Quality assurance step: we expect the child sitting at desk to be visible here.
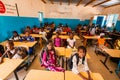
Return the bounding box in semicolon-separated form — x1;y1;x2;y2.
0;40;27;63
71;46;92;80
39;28;48;42
67;32;76;49
9;31;21;41
22;31;34;41
54;32;62;47
41;40;64;72
98;33;107;49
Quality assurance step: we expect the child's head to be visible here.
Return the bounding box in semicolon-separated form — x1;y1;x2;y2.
6;40;14;50
25;31;30;36
56;32;60;37
13;31;19;37
26;26;30;29
47;40;54;50
69;32;74;39
77;46;86;58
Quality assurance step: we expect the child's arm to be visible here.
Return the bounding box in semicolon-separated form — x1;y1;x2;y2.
72;39;76;48
67;39;72;48
87;71;92;80
84;58;92;80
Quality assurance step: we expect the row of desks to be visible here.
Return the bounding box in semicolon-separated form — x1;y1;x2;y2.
24;69;104;80
55;47;90;59
83;35;111;46
20;34;80;40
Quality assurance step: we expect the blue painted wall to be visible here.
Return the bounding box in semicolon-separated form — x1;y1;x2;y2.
0;16;40;42
116;20;120;32
44;18;90;30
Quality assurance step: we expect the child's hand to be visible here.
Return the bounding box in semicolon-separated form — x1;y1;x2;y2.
82;77;88;80
88;76;93;80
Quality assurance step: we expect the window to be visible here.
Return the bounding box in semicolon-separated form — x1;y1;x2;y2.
38;12;43;23
106;14;119;27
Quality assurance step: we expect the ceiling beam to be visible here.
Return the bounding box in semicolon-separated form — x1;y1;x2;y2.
76;0;83;6
41;0;47;4
68;0;71;5
84;0;96;7
49;0;54;4
93;0;111;7
60;0;62;5
105;3;120;8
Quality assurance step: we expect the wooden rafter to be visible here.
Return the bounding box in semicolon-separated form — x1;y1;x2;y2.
105;3;120;8
84;0;96;7
60;0;62;5
68;0;71;5
41;0;47;4
49;0;54;4
93;0;111;7
76;0;83;6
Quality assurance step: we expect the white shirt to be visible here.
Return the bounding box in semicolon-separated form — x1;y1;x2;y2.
90;28;96;35
72;56;89;74
9;48;22;59
9;36;21;41
39;31;47;37
67;38;76;48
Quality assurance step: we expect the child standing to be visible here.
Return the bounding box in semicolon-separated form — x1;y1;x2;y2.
67;32;76;49
71;46;92;80
41;40;64;72
54;32;62;47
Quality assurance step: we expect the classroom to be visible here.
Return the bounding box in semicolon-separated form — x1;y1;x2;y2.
0;0;120;80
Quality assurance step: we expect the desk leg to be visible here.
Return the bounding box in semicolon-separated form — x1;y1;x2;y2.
100;55;113;73
66;57;68;70
83;38;87;47
14;71;19;80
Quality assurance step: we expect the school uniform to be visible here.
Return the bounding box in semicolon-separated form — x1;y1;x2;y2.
72;56;89;74
67;38;76;48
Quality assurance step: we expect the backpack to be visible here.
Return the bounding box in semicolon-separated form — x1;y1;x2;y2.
68;53;85;69
17;47;28;59
0;45;4;57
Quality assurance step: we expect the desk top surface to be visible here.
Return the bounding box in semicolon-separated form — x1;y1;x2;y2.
52;35;79;39
103;49;120;58
65;71;104;80
24;69;64;80
0;41;37;48
0;58;24;80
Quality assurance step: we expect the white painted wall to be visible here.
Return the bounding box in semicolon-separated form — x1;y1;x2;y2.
102;5;120;20
0;0;45;17
44;3;103;19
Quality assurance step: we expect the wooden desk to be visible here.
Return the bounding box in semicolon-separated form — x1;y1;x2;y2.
65;71;104;80
65;48;90;59
83;36;111;46
24;69;64;80
52;35;79;39
100;49;120;73
20;34;42;38
0;58;24;80
0;41;37;48
53;32;67;35
55;47;66;56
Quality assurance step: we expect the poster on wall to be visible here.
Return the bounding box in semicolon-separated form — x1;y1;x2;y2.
0;0;17;16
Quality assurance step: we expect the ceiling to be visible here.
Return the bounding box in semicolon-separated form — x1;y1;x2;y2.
41;0;120;8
